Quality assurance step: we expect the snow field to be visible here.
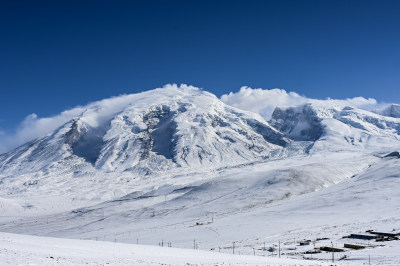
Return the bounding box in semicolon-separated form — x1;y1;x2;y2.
0;232;329;265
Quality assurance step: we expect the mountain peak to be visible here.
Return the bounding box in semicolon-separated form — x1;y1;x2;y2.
0;86;290;177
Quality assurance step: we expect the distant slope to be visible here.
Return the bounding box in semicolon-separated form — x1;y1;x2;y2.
375;104;400;118
269;103;400;153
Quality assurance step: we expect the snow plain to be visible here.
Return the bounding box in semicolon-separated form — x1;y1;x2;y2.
0;232;330;265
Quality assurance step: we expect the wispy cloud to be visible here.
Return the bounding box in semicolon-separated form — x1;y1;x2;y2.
0;93;142;154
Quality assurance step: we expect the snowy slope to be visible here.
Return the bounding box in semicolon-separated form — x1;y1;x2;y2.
2;149;399;265
0;152;375;236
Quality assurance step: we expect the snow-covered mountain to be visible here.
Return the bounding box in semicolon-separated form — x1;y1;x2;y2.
1;85;400;208
3;86;399;178
0;85;289;178
1;85;400;265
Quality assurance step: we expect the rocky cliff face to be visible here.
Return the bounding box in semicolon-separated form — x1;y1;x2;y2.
269;104;323;141
380;104;400;118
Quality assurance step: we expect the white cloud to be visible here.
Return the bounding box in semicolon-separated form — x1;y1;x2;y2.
0;108;85;154
221;87;309;119
221;86;378;119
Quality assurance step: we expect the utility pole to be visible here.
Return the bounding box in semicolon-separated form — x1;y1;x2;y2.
194;239;196;250
331;241;334;263
279;241;281;258
232;242;235;254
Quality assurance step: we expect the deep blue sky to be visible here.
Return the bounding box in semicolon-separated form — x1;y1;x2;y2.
1;0;400;131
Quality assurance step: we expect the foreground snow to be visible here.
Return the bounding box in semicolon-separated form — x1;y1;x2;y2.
0;232;329;265
2;153;400;265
